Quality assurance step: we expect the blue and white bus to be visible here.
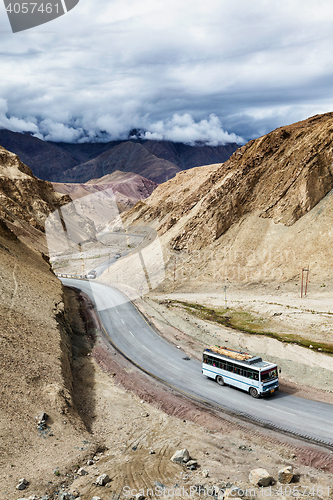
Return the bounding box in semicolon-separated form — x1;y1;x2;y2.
202;346;279;398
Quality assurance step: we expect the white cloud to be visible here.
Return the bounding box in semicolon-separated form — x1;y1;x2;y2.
0;99;38;134
1;0;333;142
142;114;244;145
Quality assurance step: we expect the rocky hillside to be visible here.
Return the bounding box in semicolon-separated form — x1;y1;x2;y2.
0;146;97;253
0;129;80;180
53;141;185;184
0;146;95;497
123;113;333;287
52;170;158;213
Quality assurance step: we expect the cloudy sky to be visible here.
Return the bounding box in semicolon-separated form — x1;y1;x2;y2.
0;0;333;144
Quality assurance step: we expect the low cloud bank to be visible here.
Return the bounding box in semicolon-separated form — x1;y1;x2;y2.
0;103;244;145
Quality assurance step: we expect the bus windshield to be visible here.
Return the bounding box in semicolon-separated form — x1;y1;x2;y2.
260;367;278;382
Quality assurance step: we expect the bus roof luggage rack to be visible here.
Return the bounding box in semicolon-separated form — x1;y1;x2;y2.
207;345;262;364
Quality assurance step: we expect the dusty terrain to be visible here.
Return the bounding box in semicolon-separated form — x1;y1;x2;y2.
0;220;95;500
33;287;333;500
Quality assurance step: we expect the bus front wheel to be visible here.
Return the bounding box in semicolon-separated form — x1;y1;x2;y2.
249;387;259;398
216;376;225;386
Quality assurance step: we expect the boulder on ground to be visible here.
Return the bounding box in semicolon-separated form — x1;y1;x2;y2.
249;468;274;487
95;474;110;486
77;468;88;476
171;449;190;463
16;479;28;491
278;466;293;484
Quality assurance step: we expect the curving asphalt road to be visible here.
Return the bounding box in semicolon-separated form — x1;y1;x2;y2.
61;278;333;448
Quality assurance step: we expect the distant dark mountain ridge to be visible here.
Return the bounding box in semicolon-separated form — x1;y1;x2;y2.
0;129;240;183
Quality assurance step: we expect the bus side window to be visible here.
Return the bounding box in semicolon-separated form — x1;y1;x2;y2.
254;373;259;381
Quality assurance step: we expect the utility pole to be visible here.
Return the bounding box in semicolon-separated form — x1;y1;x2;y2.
224;285;228;309
174;256;176;282
301;267;310;298
304;266;309;296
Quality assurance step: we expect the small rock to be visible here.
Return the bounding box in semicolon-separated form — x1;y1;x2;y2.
149;449;155;455
36;412;48;423
154;481;166;490
16;479;28;491
87;460;94;466
278;466;293;484
171;449;190;463
309;345;313;348
239;445;252;451
202;470;209;478
95;474;110;486
141;412;149;417
59;493;75;500
135;494;145;500
77;468;88;476
41;496;50;500
91;497;101;500
249;468;274;487
28;496;38;500
186;460;197;470
216;488;225;500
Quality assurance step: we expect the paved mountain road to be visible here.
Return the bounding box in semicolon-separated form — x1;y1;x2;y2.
61;278;333;447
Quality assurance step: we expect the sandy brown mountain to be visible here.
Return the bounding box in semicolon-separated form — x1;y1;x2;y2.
0;146;97;253
123;112;333;286
56;141;181;184
52;170;157;213
0;146;95;497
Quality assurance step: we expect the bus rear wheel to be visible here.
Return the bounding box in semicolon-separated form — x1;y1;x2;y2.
249;387;259;398
216;376;225;386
